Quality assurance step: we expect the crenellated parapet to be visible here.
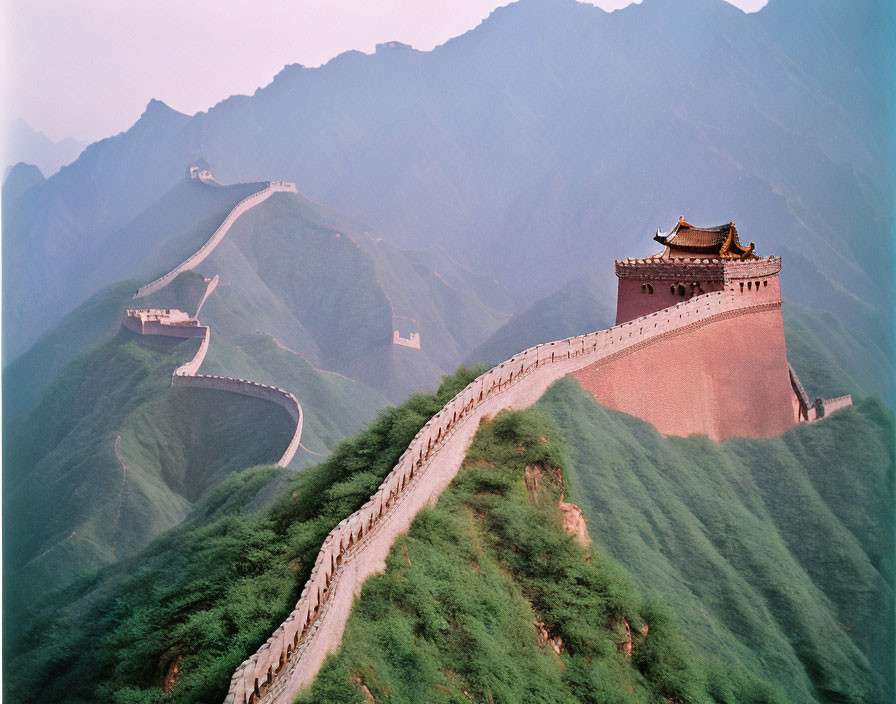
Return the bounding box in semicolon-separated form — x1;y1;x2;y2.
812;394;853;420
614;255;781;282
223;280;851;704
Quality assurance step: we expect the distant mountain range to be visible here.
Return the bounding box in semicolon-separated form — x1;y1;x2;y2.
3;119;87;176
4;0;892;370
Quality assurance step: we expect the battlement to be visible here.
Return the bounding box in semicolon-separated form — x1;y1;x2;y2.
614;255;782;281
614;229;782;325
392;330;421;349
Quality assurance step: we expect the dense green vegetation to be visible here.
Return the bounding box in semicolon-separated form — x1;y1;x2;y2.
303;410;786;704
6;367;485;704
537;377;894;704
3;329;296;616
8;364;892;704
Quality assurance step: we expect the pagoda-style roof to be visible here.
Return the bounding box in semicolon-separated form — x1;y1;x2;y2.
654;217;754;259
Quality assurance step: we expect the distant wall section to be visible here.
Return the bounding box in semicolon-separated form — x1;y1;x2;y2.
123;290;302;468
133;180;296;299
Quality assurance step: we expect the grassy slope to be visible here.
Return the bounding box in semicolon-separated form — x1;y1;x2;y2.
302;410;786;704
3;262;392;608
10;363;892;704
6;368;484;704
782;302;894;405
3;272;208;421
2;329;297;615
200;192;508;400
198;331;388;464
537;377;894;704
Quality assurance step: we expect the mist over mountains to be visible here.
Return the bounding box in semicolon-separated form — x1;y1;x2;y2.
3;2;894;700
4;0;893;367
3;119;87;177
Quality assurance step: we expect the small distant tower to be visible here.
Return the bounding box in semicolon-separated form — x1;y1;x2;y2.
614;217;780;324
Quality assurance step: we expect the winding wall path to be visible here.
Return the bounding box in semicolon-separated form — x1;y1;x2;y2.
123;279;303;468
133;180;296;299
223;285;850;704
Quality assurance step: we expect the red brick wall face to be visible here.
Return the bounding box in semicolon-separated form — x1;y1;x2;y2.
615;277;726;324
573;304;796;442
615;259;782;324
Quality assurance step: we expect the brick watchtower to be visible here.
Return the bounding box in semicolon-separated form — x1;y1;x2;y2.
569;217;807;441
615;217;781;324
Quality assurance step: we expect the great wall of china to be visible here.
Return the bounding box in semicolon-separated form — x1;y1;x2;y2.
118;177;851;701
125;175;304;467
133;177;296;299
124;277;304;468
222;279;851;704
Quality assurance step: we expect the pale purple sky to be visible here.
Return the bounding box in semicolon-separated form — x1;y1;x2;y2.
2;0;766;144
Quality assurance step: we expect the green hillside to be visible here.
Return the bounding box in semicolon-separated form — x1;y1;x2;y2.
3;172;263;360
198;191;510;400
302;410;786;704
12;364;892;704
5;367;483;704
3;267;391;615
3;329;296;616
537;378;894;704
3;272;208;421
782;302;894;406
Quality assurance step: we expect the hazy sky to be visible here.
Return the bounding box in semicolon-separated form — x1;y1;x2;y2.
2;0;766;143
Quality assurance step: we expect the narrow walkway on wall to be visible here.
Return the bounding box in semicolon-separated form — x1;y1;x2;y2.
124;278;304;469
133;175;297;300
223;285;853;704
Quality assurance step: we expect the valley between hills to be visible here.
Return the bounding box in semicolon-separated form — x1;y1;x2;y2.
3;0;893;703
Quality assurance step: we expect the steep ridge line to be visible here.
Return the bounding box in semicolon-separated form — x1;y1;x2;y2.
123;278;303;468
223;285;851;704
133;179;297;299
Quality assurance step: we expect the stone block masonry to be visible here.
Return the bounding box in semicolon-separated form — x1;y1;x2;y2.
223;281;851;704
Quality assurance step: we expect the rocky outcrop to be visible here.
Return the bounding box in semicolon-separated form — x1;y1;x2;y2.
557;501;590;547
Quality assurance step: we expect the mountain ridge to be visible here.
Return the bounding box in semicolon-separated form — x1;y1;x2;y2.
5;0;892;367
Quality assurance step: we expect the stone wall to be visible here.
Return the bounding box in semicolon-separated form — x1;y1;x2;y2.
224;281;842;704
133;181;296;299
814;394;854;420
171;373;303;467
572;303;795;441
123;290;302;468
614;256;782;324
